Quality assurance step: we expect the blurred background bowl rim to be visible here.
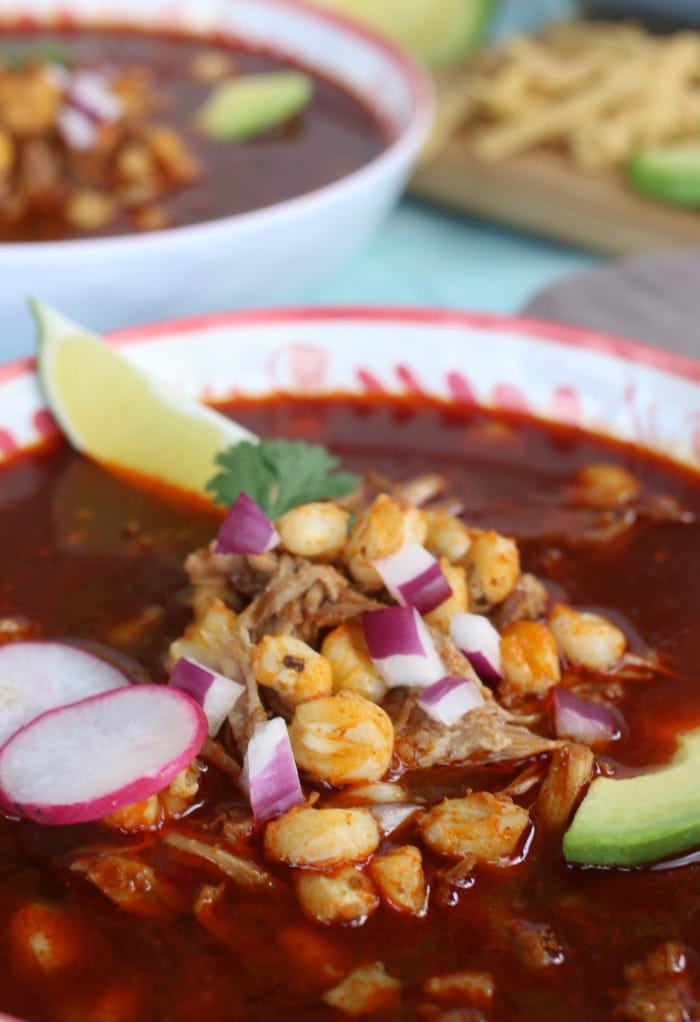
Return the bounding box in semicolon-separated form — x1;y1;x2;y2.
0;0;434;260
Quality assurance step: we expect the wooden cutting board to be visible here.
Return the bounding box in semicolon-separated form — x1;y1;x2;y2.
410;143;700;257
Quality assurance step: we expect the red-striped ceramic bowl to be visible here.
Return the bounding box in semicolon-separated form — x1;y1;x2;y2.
2;306;699;468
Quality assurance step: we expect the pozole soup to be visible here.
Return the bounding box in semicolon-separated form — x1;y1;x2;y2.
0;393;699;1021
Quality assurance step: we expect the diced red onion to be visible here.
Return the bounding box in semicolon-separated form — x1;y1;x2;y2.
215;491;280;555
243;717;303;825
552;687;620;745
57;107;99;150
374;542;452;615
417;675;485;726
68;70;123;122
361;606;444;689
169;657;244;737
450;612;502;685
57;70;124;151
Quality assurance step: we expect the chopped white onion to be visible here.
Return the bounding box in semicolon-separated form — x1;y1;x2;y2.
169;657;244;737
450;612;502;686
361;606;444;689
243;717;303;825
215;491;280;555
374;542;452;614
552;687;620;746
417;675;485;726
369;802;422;836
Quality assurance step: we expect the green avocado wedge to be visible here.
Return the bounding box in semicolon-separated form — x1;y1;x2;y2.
564;727;700;867
627;141;700;208
196;72;313;142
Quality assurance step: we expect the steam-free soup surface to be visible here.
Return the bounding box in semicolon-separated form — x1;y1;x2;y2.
0;396;699;1021
0;27;386;241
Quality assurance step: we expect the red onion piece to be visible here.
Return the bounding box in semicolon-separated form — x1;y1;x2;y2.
244;717;303;825
361;606;444;689
374;542;452;614
0;686;207;825
57;106;99;150
417;675;485;726
552;687;620;745
215;491;280;555
57;70;124;151
169;657;244;737
69;71;123;122
450;612;502;685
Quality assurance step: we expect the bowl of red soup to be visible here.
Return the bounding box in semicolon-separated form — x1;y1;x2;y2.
0;1;431;351
0;307;700;1021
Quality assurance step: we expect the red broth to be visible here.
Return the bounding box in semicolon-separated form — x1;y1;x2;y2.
0;27;386;241
0;395;699;1021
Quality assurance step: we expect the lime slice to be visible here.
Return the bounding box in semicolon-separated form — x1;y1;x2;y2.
308;0;493;69
33;301;256;499
197;72;313;141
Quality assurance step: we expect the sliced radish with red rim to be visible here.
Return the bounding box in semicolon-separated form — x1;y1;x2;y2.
0;641;130;748
0;685;207;825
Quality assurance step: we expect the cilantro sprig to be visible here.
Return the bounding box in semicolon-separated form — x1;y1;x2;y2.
206;439;361;517
1;43;69;69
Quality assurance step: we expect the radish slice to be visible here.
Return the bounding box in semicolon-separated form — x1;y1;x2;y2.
243;717;303;825
0;641;129;749
450;612;503;686
169;657;244;737
552;687;620;746
417;675;485;726
361;606;444;689
374;542;452;615
215;491;280;555
0;685;207;825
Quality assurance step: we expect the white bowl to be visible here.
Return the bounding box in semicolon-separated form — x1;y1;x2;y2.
0;0;432;358
3;307;700;469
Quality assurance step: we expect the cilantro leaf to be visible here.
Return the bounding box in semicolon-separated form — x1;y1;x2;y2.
206;439;361;517
1;43;69;69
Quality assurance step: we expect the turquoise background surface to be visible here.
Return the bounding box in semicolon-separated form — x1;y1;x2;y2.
301;0;599;313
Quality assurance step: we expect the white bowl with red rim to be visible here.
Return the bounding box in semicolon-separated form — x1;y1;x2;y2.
2;307;699;470
0;0;433;354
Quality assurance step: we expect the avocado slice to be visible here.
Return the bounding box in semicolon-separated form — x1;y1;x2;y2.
563;727;700;867
196;72;313;142
627;141;700;208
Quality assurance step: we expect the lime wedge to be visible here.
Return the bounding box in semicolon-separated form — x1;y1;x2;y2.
197;72;313;141
627;141;700;208
33;301;255;499
308;0;493;69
